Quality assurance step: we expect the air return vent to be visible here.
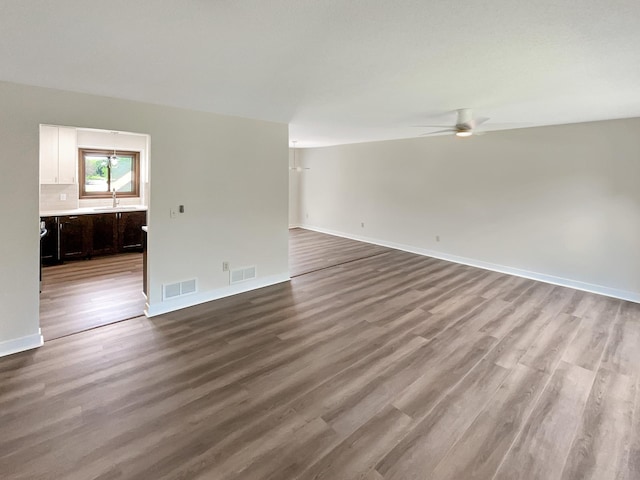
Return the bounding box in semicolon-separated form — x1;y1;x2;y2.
163;278;198;300
181;279;196;295
230;266;257;284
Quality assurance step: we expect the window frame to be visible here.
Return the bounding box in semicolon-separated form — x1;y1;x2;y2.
78;148;140;199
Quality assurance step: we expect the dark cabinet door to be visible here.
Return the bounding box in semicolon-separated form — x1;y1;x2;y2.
118;211;147;252
40;216;59;265
59;215;90;260
91;213;118;256
142;228;147;296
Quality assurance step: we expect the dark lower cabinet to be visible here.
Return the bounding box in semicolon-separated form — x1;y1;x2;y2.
118;212;146;252
91;213;118;256
42;211;147;264
142;228;147;297
59;215;90;260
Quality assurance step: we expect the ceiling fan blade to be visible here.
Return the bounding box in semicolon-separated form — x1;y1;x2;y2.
484;122;533;129
470;117;490;129
419;129;456;136
473;129;487;136
412;124;455;128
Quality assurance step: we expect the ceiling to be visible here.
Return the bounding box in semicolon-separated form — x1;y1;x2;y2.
1;1;639;147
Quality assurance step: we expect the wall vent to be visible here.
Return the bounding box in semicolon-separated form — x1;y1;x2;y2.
230;266;257;284
163;278;198;300
181;279;197;295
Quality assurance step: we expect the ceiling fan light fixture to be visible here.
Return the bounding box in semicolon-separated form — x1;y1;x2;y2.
289;140;308;172
455;131;473;137
417;109;489;138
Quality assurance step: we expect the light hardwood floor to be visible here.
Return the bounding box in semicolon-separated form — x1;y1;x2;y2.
39;254;145;340
2;228;638;479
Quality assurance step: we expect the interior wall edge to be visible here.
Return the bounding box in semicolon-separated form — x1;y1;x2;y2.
298;224;640;304
0;80;289;351
0;330;43;358
144;272;291;317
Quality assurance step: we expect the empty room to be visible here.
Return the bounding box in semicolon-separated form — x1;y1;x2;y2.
1;2;639;479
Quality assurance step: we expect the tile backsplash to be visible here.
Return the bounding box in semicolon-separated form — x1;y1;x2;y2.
78;195;144;208
40;183;147;212
40;184;79;211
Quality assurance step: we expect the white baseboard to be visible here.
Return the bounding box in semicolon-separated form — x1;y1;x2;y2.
299;224;640;304
0;330;44;358
145;272;290;317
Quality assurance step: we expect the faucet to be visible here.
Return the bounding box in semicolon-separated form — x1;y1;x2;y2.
112;188;119;208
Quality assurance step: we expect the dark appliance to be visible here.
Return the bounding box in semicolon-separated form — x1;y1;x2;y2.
39;220;47;292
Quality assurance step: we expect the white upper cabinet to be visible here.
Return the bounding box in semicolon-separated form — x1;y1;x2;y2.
57;127;77;184
39;125;59;184
39;125;77;184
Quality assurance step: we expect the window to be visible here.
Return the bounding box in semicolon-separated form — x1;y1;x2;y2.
79;149;140;198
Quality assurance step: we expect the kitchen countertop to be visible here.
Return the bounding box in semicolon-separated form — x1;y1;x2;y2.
40;205;148;217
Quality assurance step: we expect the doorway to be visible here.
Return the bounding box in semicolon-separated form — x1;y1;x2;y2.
38;126;150;340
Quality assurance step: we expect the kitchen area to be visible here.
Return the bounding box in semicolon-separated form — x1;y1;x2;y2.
39;125;150;340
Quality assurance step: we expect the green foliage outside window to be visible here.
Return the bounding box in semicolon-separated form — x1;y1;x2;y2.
80;149;140;198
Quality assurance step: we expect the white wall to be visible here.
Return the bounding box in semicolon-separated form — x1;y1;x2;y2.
297;118;640;301
288;148;301;227
0;81;289;356
77;128;148;154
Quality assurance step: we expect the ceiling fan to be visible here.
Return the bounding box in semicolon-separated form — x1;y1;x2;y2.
416;108;488;137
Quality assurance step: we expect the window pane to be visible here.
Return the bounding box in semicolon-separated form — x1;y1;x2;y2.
84;155;109;192
111;155;133;193
79;149;139;198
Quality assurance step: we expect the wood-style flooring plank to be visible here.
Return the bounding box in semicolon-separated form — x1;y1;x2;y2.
562;296;619;371
295;406;412;480
600;301;640;376
377;359;510;480
518;313;581;373
391;333;497;420
288;228;391;277
492;361;595;480
430;363;550;480
0;228;638;480
628;378;640;480
560;368;636;480
40;253;145;340
486;307;555;369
